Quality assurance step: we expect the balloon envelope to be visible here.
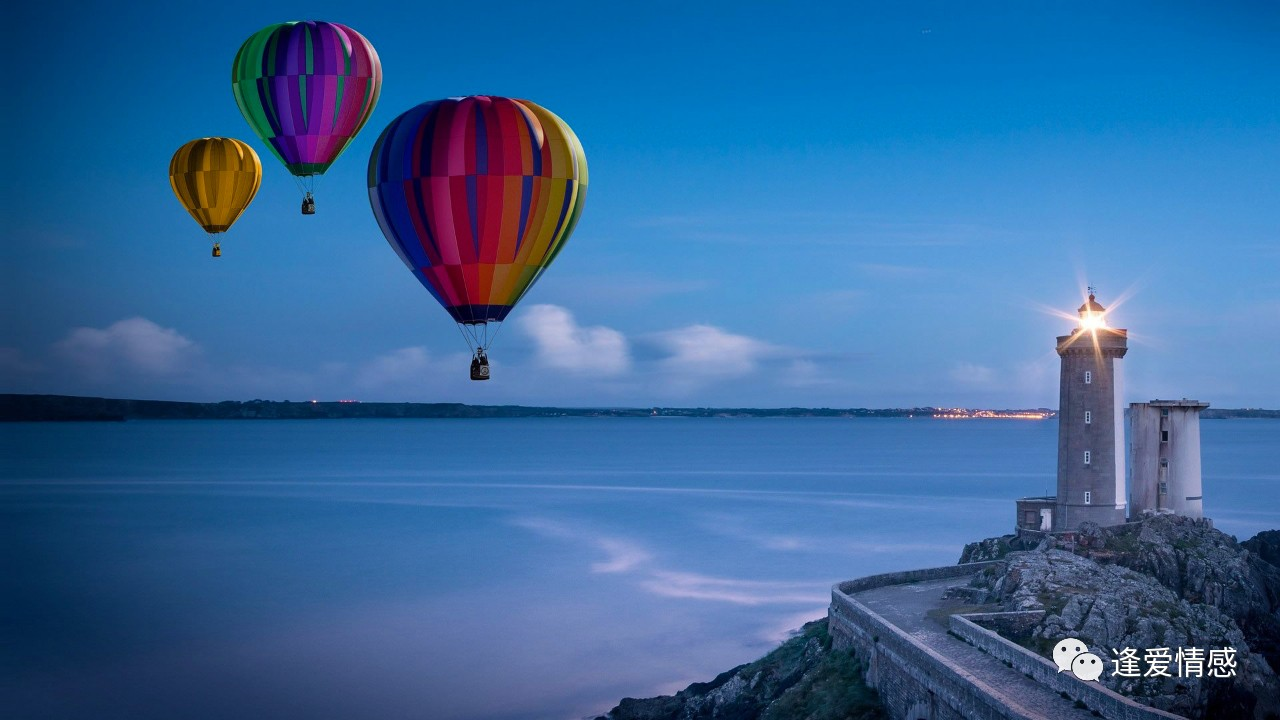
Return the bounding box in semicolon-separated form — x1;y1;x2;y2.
169;137;262;234
367;96;588;326
231;21;381;178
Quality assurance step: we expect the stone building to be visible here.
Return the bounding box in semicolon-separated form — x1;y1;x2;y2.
1015;293;1210;534
1052;293;1128;529
1017;292;1128;532
1129;399;1208;518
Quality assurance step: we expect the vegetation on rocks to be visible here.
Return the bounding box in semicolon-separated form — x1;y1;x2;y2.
595;620;885;720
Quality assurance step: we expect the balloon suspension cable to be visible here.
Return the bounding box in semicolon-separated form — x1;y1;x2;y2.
455;323;477;355
292;174;320;202
483;320;505;351
452;250;483;354
455;320;504;356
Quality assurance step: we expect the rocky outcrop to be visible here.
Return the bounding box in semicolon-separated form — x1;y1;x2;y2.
1245;531;1280;573
963;519;1280;719
595;619;884;720
1104;517;1280;685
959;533;1041;563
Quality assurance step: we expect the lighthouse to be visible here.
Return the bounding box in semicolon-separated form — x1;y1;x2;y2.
1053;290;1128;530
1014;290;1212;535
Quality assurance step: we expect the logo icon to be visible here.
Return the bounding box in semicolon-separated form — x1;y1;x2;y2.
1053;637;1089;673
1071;652;1105;681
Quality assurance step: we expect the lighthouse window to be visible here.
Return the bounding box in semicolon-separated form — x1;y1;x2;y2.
1161;408;1169;417
1084;371;1092;384
1084;411;1092;424
1084;491;1092;505
1083;451;1091;465
1160;458;1169;468
1161;430;1169;443
1159;482;1168;495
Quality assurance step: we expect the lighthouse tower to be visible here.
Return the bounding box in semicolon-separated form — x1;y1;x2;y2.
1054;291;1128;530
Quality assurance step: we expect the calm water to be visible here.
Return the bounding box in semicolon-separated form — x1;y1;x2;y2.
2;418;1276;720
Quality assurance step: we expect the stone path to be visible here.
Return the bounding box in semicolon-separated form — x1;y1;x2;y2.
853;576;1102;720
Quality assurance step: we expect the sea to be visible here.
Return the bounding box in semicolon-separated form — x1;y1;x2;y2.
2;418;1277;720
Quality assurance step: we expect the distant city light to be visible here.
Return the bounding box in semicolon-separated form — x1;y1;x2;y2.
932;409;1055;420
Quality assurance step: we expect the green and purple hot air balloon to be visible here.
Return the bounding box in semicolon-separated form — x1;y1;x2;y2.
231;21;381;214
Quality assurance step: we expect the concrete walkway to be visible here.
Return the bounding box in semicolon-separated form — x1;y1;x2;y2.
852;576;1101;720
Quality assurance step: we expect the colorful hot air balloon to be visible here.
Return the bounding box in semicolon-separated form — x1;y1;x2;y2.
231;21;381;214
169;137;262;257
368;96;589;380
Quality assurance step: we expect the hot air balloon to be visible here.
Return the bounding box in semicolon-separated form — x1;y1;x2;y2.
367;96;589;380
169;137;262;257
231;21;381;215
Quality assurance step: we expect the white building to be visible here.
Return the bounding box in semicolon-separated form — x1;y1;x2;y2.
1129;400;1208;519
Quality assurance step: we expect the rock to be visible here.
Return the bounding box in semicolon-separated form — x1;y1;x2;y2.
1244;531;1280;569
1103;516;1280;682
959;534;1039;563
964;518;1280;719
595;619;885;720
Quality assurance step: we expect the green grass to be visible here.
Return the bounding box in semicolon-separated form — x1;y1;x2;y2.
762;628;886;720
616;619;889;720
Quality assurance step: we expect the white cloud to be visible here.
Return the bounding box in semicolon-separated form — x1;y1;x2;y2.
519;304;630;375
53;317;199;378
653;324;781;380
780;359;840;389
1015;358;1054;397
949;362;997;387
355;347;433;390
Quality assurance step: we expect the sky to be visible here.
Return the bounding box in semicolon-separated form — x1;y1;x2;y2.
4;1;1278;408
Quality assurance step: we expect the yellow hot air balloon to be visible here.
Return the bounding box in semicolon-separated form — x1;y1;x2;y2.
169;137;262;257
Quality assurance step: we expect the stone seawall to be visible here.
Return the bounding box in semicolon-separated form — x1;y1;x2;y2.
830;561;1036;720
834;562;1003;596
830;562;1192;720
949;614;1185;720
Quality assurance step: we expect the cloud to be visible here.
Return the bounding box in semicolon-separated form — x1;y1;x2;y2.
652;324;781;380
779;359;847;389
355;347;433;390
520;304;631;375
949;362;997;387
1015;358;1053;395
53;317;199;378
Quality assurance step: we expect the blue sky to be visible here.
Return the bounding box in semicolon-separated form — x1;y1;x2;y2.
4;1;1278;407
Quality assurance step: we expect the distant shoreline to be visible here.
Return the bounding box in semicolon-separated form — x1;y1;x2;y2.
3;394;1276;422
